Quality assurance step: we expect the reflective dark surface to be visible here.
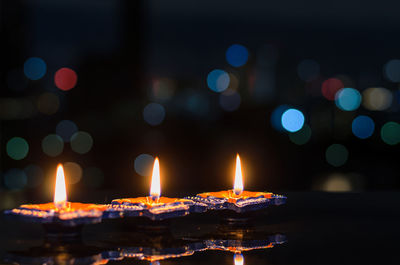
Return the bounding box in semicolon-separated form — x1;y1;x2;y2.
1;192;399;264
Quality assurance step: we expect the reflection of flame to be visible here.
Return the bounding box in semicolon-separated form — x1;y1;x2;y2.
234;154;243;195
150;157;161;200
54;164;67;208
234;253;244;265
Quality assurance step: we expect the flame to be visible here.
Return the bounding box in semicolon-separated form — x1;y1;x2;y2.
233;154;244;195
150;157;161;200
54;164;67;208
234;253;244;265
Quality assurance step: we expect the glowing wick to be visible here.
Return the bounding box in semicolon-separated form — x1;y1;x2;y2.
54;164;67;209
150;157;161;201
234;253;244;265
234;154;244;196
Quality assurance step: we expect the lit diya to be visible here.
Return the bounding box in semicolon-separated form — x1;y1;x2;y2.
186;154;286;213
106;157;205;221
5;164;106;228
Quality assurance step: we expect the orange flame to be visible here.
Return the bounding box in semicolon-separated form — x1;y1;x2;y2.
54;164;67;208
234;253;244;265
150;157;161;200
234;154;244;195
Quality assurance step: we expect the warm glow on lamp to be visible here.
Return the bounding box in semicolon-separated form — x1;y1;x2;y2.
234;253;244;265
234;154;244;195
54;164;67;208
150;157;161;201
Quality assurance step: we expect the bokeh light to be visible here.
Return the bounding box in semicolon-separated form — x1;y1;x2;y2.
297;59;320;82
226;44;249;67
151;78;176;101
37;92;60;115
42;134;64;157
70;131;94;154
384;59;400;82
82;167;104;188
362;87;393;111
64;162;83;185
335;88;361;111
321;174;352;192
281;108;305;132
56;120;78;142
134;154;154;176
325;144;349;167
185;93;210;117
270;105;290;131
143;103;166;126
4;168;27;190
207;69;230;92
23;57;46;80
219;90;241;111
321;78;344;100
227;73;239;91
54;67;78;91
24;164;44;188
351;115;375;139
6;137;29;160
381;121;400;145
289;124;312;145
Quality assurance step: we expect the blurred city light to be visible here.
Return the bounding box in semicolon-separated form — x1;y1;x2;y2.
325;144;348;167
23;57;46;80
297;59;320;82
42;134;64;157
289;124;312;145
321;78;344;101
362;87;393;111
185;93;210;117
321;174;352;192
227;73;239;91
219;89;241;111
64;162;83;184
351;115;375;139
54;67;78;91
381;121;400;145
24;164;44;188
151;78;176;101
37;92;60;115
335;88;361;111
143;103;166;126
6;137;29;160
226;44;249;67
134;153;154;176
281;108;305;132
207;69;230;92
270;105;290;131
3;168;27;190
384;59;400;82
56;120;78;142
70;131;94;154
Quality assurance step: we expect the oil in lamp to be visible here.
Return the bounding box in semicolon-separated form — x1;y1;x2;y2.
187;154;286;213
107;157;205;221
5;164;107;231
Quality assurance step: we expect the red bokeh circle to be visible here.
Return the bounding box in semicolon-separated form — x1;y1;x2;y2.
54;68;77;91
321;78;344;100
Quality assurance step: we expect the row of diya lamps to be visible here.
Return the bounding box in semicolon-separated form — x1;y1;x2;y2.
5;154;286;228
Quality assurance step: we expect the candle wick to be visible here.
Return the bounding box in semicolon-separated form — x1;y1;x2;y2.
150;195;159;202
234;190;242;196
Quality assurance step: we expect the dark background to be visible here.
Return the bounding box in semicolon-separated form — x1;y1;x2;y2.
1;0;400;208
